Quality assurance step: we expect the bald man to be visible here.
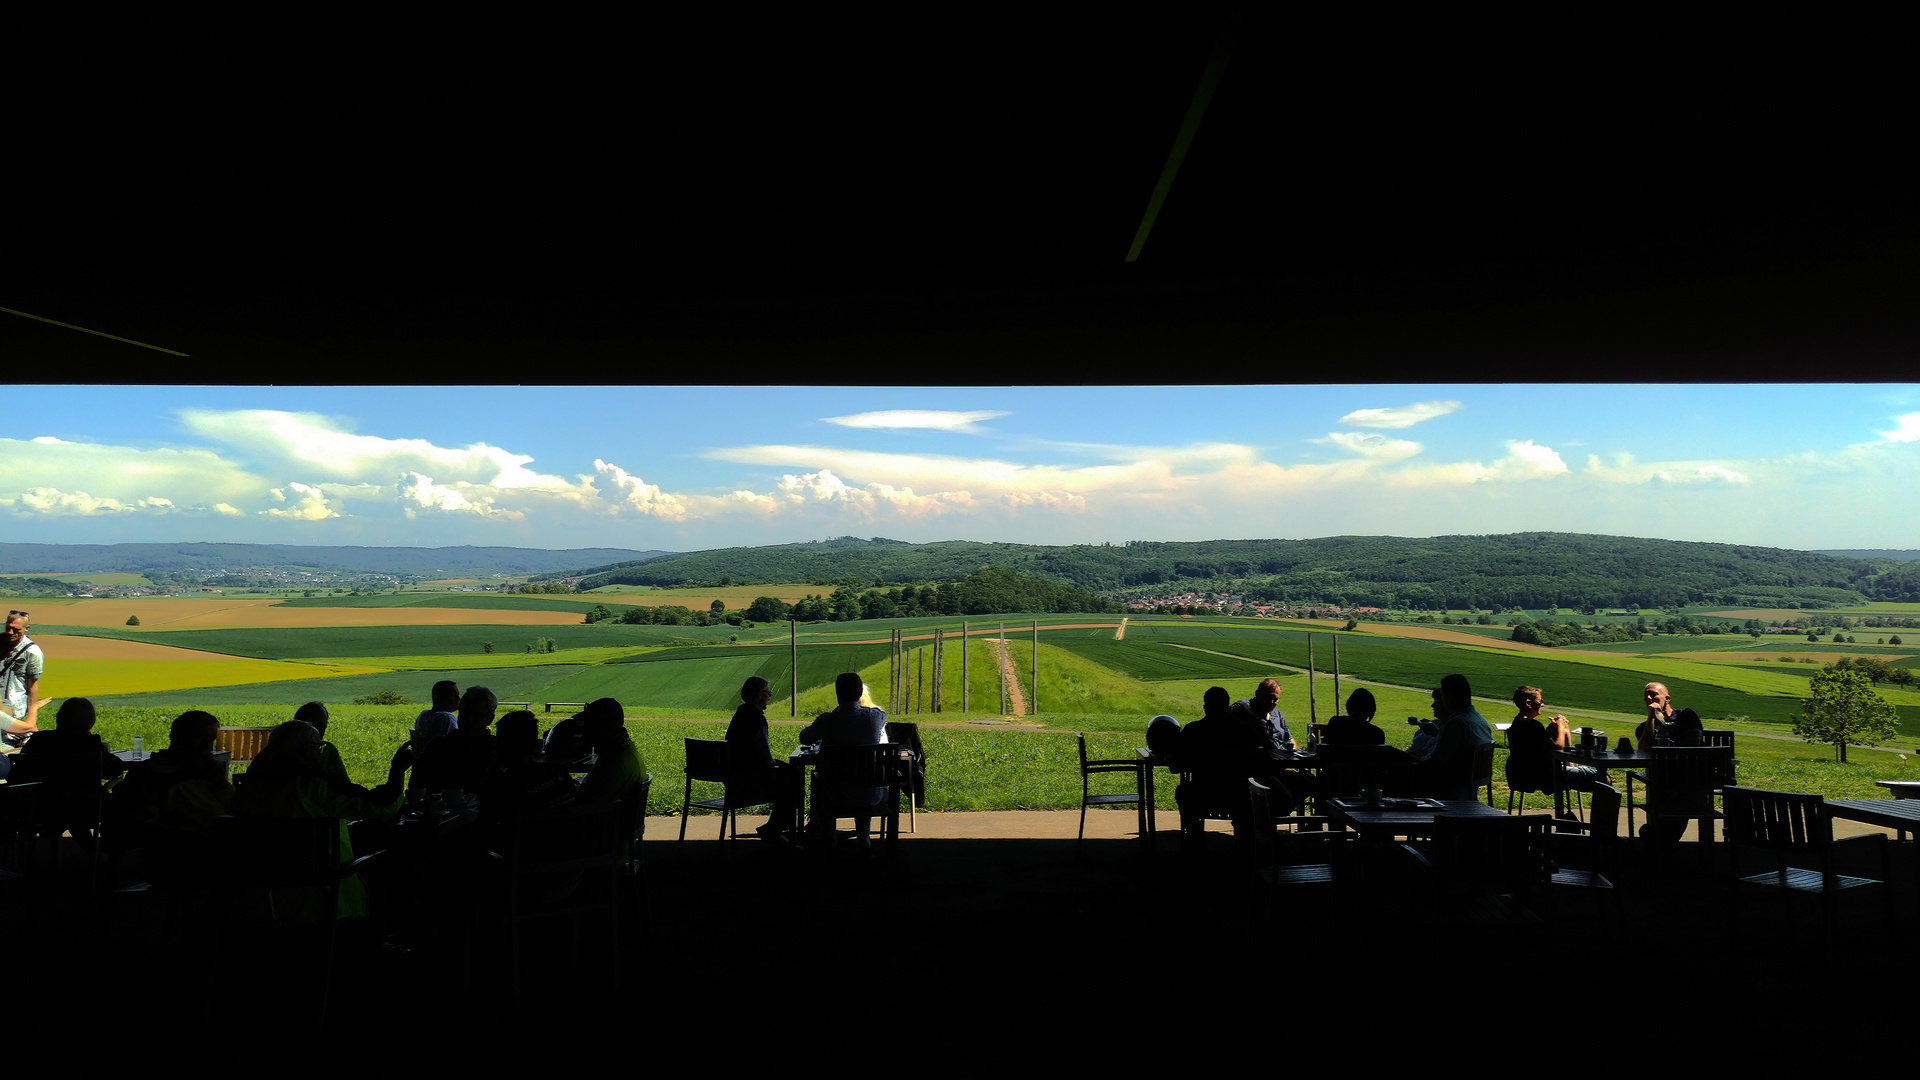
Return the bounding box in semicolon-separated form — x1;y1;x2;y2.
1635;682;1703;749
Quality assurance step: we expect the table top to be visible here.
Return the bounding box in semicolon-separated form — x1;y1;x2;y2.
1329;798;1508;831
1825;799;1920;827
1875;781;1920;798
1134;746;1327;771
1552;747;1654;769
113;748;232;764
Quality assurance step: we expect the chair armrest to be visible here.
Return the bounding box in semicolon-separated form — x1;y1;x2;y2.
1833;833;1890;851
344;846;389;877
1086;759;1141;769
1398;843;1433;872
1625;771;1648;784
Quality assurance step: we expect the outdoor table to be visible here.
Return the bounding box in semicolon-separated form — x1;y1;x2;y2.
1134;746;1326;849
1875;781;1920;800
1553;746;1654;819
1326;797;1507;841
533;752;597;774
114;748;232;781
1825;799;1920;915
789;744;913;841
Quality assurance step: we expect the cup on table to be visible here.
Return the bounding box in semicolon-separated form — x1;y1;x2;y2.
1361;787;1383;809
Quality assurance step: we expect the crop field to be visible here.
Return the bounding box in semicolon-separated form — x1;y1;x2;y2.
586;584;822;609
32;598;582;629
276;593;623;613
83;665;580;709
52;657;384;698
1;571;152;586
305;647;668;670
537;654;774;710
39;621;758;659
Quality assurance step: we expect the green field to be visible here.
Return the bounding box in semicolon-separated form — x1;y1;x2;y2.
36;621;785;658
275;593;637;614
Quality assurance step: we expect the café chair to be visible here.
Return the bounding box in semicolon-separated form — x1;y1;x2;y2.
1247;778;1341;901
0;781;40;874
885;721;927;833
618;775;653;915
489;800;624;1006
9;750;116;889
1722;786;1894;942
1076;732;1144;859
1543;783;1623;924
677;738;772;855
1700;729;1738;794
1469;743;1496;807
1401;814;1553;925
808;744;905;858
1626;746;1734;863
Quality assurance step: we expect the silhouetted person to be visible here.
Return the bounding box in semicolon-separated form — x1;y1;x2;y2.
481;710;578;843
726;676;800;841
233;720;413;921
1635;682;1703;749
412;680;461;757
411;685;497;794
1505;685;1602;803
1396;674;1492;799
1175;686;1270;856
573;698;646;859
13;697;125;849
1323;688;1387;745
108;709;233;881
541;707;593;760
292;701;350;785
1231;677;1304;811
799;672;888;848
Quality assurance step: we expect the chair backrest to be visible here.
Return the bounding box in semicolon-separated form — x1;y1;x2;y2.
1648;746;1734;812
885;721;921;751
507;800;623;875
1722;786;1831;854
683;738;730;784
817;744;900;788
0;782;40;870
617;774;653;851
1076;732;1089;772
1248;777;1275;839
1429;813;1550;879
1468;742;1495;799
1700;729;1736;750
10;751;109;792
216;727;274;763
1587;783;1622;847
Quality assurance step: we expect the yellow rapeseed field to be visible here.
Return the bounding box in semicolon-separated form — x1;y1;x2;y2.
30;597;579;629
46;658;387;698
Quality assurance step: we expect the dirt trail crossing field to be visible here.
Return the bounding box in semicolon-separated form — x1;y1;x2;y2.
992;639;1029;716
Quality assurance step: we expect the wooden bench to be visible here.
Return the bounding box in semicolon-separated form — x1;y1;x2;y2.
216;726;274;770
544;702;587;713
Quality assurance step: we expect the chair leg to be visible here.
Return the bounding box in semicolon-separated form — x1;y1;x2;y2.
1077;800;1088;860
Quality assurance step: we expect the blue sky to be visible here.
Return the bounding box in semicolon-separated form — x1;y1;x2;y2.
4;384;1915;552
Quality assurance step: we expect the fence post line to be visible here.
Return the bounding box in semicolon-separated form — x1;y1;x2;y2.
1332;632;1341;721
790;617;797;716
1031;619;1038;717
962;620;969;714
1307;632;1317;724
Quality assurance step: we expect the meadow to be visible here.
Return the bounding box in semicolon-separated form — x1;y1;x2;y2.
26;594;1920;817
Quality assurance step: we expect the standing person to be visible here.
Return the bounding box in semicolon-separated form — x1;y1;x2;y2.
0;611;48;752
726;676;801;841
1636;682;1703;748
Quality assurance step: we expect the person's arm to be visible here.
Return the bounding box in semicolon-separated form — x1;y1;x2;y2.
21;672;42;728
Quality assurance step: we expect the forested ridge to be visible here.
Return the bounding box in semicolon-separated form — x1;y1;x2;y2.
562;533;1920;609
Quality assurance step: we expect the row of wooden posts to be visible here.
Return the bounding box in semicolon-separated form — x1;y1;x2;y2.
785;618;1351;721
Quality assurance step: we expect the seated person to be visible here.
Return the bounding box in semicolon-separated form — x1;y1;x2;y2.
1407;689;1445;759
481;710;578;843
1504;685;1603;802
1175;686;1273;855
410;685;498;795
13;697;127;848
1394;674;1493;800
292;701;350;786
232;720;413;922
1229;677;1305;812
726;676;801;840
109;709;233;838
1635;682;1704;748
411;680;461;756
1322;689;1387;745
798;672;889;847
574;698;647;859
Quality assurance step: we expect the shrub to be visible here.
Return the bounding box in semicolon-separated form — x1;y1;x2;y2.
353;689;412;705
125;615;140;626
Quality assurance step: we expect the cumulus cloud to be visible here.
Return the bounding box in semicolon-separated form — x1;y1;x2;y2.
1585;452;1749;485
259;481;337;520
1321;431;1423;460
214;503;243;516
1338;400;1462;429
595;459;688;519
7;488;179;515
1879;412;1920;443
396;472;523;520
822;410;1008;432
772;469;976;519
0;436;261;510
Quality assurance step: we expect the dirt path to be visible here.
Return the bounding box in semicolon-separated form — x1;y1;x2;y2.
1115;617;1126;640
993;638;1028;716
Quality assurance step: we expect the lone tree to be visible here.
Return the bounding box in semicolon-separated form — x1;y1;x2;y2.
1792;668;1900;763
125;615;140;626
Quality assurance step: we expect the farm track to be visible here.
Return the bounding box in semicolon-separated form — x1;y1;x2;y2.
992;639;1028;717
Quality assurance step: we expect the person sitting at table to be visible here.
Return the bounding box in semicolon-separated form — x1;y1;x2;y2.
481;710;578;844
727;676;800;842
232;720;414;923
1230;677;1307;813
1394;674;1492;800
1505;685;1603;805
1322;689;1387;745
1175;686;1275;857
411;685;498;795
411;679;461;756
292;700;350;786
12;697;127;849
107;709;233;881
1634;682;1703;749
798;672;889;848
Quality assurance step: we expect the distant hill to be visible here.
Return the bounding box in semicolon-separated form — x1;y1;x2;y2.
0;543;672;578
562;533;1919;609
1817;549;1920;562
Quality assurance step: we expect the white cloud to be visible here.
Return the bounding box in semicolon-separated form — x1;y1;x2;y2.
0;436;262;510
707;444;1156;493
822;410;1008;432
1879;412;1920;443
594;459;688;519
1585;452;1749;485
29;436;69;444
1321;431;1423;460
214;503;243;516
8;488;180;516
772;469;977;519
258;481;338;520
1338;400;1462;429
1495;440;1570;479
395;472;524;520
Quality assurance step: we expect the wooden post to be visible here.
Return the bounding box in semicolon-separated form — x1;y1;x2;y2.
962;620;969;714
790;618;797;716
916;646;923;714
1307;632;1317;724
1332;632;1341;720
932;629;941;713
1031;619;1038;717
999;621;1007;716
